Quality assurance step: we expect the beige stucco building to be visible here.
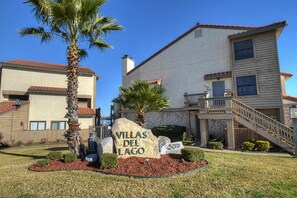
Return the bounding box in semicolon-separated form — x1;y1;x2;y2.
119;21;296;153
0;60;97;143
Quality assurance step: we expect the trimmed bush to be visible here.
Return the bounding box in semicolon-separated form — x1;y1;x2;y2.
242;141;255;151
36;159;50;167
47;151;63;160
151;125;186;141
16;141;24;146
100;153;118;169
181;147;204;162
40;138;48;144
64;153;78;163
255;140;270;151
208;141;223;150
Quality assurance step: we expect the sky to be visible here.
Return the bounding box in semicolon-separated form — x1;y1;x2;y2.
0;0;296;116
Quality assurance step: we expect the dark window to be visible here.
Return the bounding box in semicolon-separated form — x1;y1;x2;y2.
234;39;254;60
51;121;66;130
9;95;29;101
236;75;257;96
30;121;46;130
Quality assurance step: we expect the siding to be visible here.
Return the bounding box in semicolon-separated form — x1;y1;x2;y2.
232;31;283;109
0;103;29;142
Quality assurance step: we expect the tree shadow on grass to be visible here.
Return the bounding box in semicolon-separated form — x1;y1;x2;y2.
46;147;68;152
0;151;45;159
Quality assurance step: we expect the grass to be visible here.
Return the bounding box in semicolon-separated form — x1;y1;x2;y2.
0;145;297;198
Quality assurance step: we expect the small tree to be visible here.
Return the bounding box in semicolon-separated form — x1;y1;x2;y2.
20;0;122;155
113;81;170;127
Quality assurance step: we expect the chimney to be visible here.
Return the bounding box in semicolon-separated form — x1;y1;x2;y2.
122;55;135;76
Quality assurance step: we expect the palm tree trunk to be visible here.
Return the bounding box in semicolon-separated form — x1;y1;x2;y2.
64;39;82;156
137;111;145;128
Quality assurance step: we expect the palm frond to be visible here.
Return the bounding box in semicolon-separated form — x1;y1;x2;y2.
89;38;112;50
24;0;51;23
114;81;170;113
18;27;52;43
77;48;88;60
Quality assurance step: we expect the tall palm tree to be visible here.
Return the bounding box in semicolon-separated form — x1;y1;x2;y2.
19;0;122;155
113;81;170;127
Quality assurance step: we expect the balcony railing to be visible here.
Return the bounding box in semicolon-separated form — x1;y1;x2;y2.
184;91;233;112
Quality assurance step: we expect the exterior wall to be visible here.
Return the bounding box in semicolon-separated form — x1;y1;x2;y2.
231;31;283;110
0;68;3;101
122;110;188;129
28;94;93;130
28;94;68;129
0;103;29;142
0;68;95;106
123;28;244;108
0;128;89;143
79;117;94;130
280;75;286;94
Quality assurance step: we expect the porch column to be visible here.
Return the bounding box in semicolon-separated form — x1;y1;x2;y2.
200;119;208;148
293;118;297;157
226;119;235;150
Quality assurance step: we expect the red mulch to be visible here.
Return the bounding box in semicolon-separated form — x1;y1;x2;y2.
29;154;208;177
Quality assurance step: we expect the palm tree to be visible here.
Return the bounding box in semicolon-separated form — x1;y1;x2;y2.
19;0;122;155
113;81;170;127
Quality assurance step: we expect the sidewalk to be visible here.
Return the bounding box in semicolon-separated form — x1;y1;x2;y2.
190;141;294;158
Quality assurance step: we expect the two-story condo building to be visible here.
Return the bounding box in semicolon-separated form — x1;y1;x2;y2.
120;21;296;153
0;60;97;143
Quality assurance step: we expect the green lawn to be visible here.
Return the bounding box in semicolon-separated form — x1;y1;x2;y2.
0;145;297;198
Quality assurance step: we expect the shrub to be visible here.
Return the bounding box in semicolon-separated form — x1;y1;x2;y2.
242;141;255;151
16;141;24;146
26;140;33;145
100;153;118;169
181;147;204;162
40;138;48;144
47;151;63;160
255;140;270;151
151;125;186;141
208;141;223;150
64;153;78;163
36;159;50;167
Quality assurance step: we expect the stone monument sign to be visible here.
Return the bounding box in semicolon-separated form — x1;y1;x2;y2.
112;118;160;158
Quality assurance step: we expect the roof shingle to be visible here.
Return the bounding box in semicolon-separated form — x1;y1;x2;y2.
0;101;30;114
1;59;94;74
204;71;232;80
78;107;95;116
28;86;67;94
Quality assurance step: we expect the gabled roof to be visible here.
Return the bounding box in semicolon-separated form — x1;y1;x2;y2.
28;86;67;95
228;21;287;39
282;95;297;102
280;72;293;78
0;101;30;114
127;21;286;76
204;71;232;80
0;59;96;76
78;107;95;116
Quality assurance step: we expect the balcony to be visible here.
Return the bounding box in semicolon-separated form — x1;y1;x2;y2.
184;91;233;114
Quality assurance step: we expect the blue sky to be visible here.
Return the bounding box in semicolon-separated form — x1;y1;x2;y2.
0;0;296;116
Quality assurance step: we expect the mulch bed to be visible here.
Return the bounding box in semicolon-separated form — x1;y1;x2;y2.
29;154;208;177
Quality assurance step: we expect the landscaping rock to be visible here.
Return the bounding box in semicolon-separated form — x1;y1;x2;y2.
97;137;113;155
85;154;99;162
160;141;184;155
112;118;160;158
158;136;171;152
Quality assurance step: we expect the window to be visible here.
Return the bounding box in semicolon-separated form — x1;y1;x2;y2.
30;121;46;130
236;75;257;96
234;39;254;60
51;121;66;130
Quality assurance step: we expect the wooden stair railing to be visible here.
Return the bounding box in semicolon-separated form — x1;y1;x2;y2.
232;98;294;146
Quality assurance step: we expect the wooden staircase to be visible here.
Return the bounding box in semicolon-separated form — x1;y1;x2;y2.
232;98;295;154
